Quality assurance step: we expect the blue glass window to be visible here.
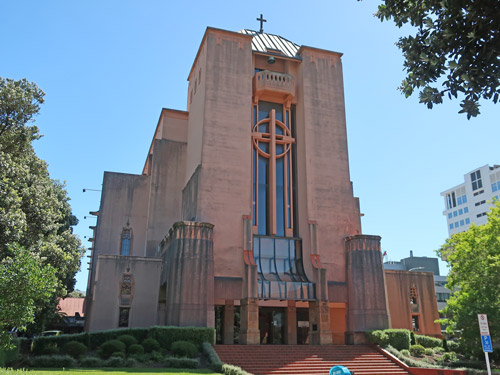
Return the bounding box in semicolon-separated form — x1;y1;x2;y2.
462;195;467;203
120;227;132;256
453;211;458;217
449;224;453;230
464;207;469;213
457;196;462;205
448;213;452;219
460;220;465;226
454;222;459;228
253;236;315;300
466;218;470;224
459;209;463;215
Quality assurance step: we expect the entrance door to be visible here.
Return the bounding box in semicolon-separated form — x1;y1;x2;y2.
259;307;285;344
296;308;309;345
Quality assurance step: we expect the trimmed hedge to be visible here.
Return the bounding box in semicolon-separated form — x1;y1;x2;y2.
141;338;160;353
415;334;442;348
202;341;223;372
29;354;77;368
0;339;20;366
118;334;138;348
28;326;214;353
98;339;126;359
385;329;411;350
78;356;104;367
163;356;199;369
61;340;87;359
366;330;389;347
409;344;425;357
128;344;144;356
148;326;214;349
171;340;197;358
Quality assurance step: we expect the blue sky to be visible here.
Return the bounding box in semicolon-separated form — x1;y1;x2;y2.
1;1;498;292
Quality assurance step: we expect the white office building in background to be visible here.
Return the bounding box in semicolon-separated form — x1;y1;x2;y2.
441;164;500;236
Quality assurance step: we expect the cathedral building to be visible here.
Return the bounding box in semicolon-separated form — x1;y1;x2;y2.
84;25;398;345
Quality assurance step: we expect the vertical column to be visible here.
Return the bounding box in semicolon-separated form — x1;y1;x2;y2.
223;300;235;345
240;298;260;345
285;301;297;345
309;301;333;345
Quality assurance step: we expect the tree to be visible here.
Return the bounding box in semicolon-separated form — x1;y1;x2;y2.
0;77;84;335
375;1;500;119
437;201;500;356
0;244;57;348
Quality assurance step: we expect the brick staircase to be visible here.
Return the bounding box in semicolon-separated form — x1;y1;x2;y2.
214;344;411;375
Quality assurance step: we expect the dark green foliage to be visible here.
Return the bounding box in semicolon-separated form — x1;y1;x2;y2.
434;346;445;354
29;354;76;368
447;340;460;352
365;330;389;347
400;349;410;357
87;327;148;349
448;359;485;370
202;341;223;372
118;334;137;348
60;340;87;359
443;337;449;352
128;343;144;356
148;326;214;349
171;340;197;358
415;334;442;348
163;356;199;369
33;342;58;356
98;339;126;359
441;351;457;363
141;337;160;353
410;331;416;345
78;356;104;367
102;355;126;367
124;358;138;367
376;1;500;118
222;363;250;375
409;344;425;357
110;351;126;359
385;329;411;350
0;338;20;366
131;351;164;364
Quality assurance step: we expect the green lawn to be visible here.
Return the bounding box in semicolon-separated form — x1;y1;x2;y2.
0;369;219;375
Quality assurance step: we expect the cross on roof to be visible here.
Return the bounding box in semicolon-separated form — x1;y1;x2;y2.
257;14;267;33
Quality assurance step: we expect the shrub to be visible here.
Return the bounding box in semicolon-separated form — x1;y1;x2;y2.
118;334;137;348
434;346;445;354
385;329;411;350
103;356;126;367
366;330;389;347
424;348;434;356
416;334;442;348
442;351;457;362
0;339;21;366
128;344;144;356
111;351;126;359
61;341;87;359
222;363;250;375
141;338;160;353
400;349;410;356
447;341;460;352
163;356;199;369
171;340;197;358
410;331;416;345
148;326;214;349
30;354;77;368
79;356;104;367
443;337;449;352
409;344;425;357
202;342;223;372
98;339;126;359
124;358;138;367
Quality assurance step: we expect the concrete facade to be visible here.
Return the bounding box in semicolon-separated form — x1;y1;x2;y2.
85;26;396;344
441;164;500;236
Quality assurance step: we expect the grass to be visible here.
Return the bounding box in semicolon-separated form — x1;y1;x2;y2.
0;369;219;375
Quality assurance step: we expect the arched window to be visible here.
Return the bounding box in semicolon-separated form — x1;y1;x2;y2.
120;224;133;256
410;284;418;304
